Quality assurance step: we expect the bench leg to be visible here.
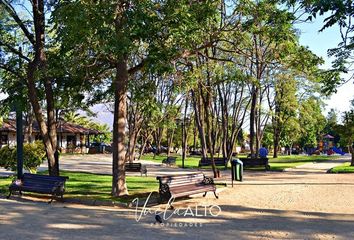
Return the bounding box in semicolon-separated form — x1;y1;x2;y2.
48;195;54;204
213;191;219;199
6;190;12;199
203;192;207;197
168;202;174;210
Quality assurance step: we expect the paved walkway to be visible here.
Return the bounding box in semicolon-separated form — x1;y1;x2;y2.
284;155;350;173
36;154;205;177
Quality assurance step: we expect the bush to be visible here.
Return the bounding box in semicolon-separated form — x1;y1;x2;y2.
0;145;16;170
0;141;46;173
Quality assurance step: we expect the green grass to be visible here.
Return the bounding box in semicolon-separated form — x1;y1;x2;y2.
0;177;12;196
0;171;159;203
329;162;354;173
141;153;341;171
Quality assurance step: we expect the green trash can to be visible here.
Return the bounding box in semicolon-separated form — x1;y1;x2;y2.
231;159;243;187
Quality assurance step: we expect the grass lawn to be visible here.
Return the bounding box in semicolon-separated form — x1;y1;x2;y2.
329;162;354;173
0;171;159;203
140;154;341;171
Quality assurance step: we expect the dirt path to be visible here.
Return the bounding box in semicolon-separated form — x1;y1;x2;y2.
284;155;350;173
1;157;354;240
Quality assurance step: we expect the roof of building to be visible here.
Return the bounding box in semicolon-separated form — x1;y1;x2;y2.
0;119;101;135
0;119;17;132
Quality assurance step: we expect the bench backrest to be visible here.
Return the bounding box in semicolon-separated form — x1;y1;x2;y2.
157;173;204;188
126;163;141;169
200;157;227;165
163;157;176;163
22;173;68;187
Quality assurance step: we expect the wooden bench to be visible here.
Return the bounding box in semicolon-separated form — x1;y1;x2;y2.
238;157;270;170
126;163;147;176
7;173;69;203
198;157;228;169
156;173;218;207
162;157;177;166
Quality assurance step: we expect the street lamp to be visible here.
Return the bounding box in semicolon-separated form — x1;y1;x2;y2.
16;46;24;179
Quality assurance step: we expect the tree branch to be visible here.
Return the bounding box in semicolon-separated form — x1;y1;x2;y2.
0;0;35;45
0;40;31;62
0;63;21;77
127;40;216;75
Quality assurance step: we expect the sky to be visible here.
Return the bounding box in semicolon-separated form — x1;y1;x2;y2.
294;16;354;116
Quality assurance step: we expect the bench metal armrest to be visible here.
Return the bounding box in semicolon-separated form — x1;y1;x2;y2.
52;181;65;193
203;176;215;185
159;182;171;202
141;165;147;174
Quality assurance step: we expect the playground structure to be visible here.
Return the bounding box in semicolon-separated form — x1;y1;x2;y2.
331;146;346;155
316;134;346;156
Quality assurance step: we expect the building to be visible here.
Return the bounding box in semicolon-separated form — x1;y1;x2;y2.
0;119;101;153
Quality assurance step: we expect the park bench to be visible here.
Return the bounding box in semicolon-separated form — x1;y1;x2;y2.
126;162;147;176
162;156;177;166
7;173;69;203
156;173;218;207
198;157;229;169
238;157;270;170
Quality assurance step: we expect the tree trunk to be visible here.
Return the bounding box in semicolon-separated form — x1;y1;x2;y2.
153;128;163;156
126;127;140;163
350;145;354;166
27;62;58;176
273;129;280;158
112;60;128;197
182;97;189;168
25;0;58;176
25;108;34;143
249;86;258;157
191;90;207;158
138;132;150;160
202;91;217;178
167;128;175;157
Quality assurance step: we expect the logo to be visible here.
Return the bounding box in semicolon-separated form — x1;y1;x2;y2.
131;192;222;227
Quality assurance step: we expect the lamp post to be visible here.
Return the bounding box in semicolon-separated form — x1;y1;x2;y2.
16;104;23;179
16;46;24;179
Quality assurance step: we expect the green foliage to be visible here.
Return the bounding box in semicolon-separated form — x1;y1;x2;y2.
0;145;16;170
336;104;354;147
298;97;326;147
0;141;46;173
262;125;274;148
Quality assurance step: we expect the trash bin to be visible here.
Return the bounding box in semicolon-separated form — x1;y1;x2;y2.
231;159;243;187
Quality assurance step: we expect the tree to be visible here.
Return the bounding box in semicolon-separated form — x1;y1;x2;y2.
228;0;301;156
272;74;298;158
286;0;354;93
54;0;218;196
298;97;326;148
0;0;59;176
336;100;354;165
